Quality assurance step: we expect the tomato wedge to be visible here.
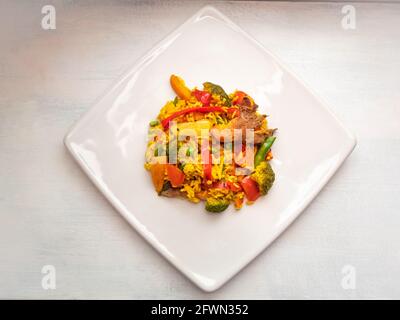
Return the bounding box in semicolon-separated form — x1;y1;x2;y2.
166;164;185;187
240;176;260;201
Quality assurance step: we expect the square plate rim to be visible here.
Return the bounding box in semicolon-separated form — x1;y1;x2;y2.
64;5;357;292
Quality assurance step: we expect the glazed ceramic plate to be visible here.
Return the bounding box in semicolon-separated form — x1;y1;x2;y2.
64;6;356;291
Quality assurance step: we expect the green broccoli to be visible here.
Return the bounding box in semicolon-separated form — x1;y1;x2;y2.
251;161;275;195
205;198;230;213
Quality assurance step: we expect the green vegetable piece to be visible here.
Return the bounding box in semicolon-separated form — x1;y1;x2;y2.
149;120;159;127
186;146;194;157
203;82;232;106
205;198;230;213
251;161;275;196
254;136;276;167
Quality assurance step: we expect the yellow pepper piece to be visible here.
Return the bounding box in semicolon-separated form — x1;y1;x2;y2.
170;74;192;100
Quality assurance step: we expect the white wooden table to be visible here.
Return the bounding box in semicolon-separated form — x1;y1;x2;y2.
1;0;399;299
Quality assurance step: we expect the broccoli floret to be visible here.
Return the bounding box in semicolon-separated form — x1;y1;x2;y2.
205;198;230;213
251;161;275;195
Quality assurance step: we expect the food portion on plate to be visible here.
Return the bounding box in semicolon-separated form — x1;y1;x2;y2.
144;75;277;213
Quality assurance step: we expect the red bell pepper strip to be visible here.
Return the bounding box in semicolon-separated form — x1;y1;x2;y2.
240;176;260;201
204;162;212;181
193;89;211;106
161;106;238;129
201;142;212;181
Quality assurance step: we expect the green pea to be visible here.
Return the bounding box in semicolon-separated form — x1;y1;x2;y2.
149;120;159;127
186;146;194;157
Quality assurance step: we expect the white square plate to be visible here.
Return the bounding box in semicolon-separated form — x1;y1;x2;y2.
64;6;356;291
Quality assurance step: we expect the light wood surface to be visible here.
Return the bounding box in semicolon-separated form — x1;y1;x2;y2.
0;0;399;299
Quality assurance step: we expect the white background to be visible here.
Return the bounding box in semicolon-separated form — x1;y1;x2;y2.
0;0;399;299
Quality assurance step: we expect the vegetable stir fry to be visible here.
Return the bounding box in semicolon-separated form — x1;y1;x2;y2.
145;75;277;213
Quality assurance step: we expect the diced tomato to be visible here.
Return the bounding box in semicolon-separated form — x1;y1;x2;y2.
193;89;212;106
166;164;185;187
240;176;260;201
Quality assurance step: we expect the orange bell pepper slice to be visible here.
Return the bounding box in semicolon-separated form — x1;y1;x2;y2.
170;75;192;100
150;163;166;193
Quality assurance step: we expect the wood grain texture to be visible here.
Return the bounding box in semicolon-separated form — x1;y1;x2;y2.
0;0;399;299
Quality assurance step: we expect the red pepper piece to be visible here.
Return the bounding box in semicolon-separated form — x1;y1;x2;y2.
240;176;260;201
193;89;211;106
201;142;213;181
